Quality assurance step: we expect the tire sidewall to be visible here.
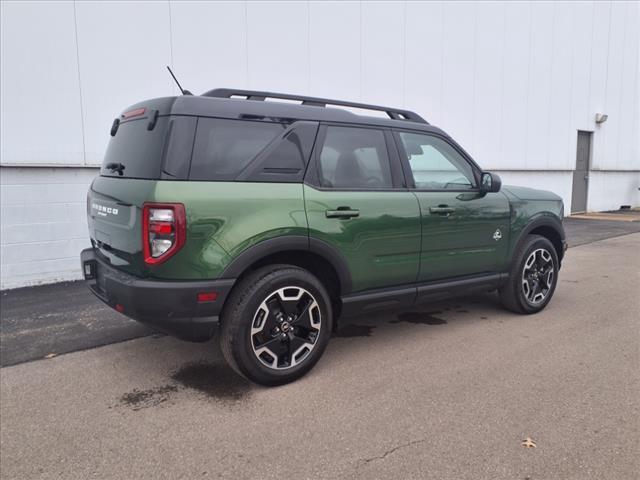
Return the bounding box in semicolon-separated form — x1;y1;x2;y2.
514;236;559;313
230;268;333;385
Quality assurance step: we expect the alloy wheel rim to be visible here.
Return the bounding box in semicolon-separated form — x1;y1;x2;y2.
250;286;321;370
521;248;555;305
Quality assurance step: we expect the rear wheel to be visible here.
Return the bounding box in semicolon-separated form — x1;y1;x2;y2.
499;234;559;314
220;265;333;386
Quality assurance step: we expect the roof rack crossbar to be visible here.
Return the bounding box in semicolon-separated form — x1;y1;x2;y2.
202;88;428;124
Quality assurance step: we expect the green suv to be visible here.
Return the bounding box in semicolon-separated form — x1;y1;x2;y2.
81;89;566;385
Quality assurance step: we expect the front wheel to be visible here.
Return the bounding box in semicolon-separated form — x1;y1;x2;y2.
220;265;333;386
499;234;559;314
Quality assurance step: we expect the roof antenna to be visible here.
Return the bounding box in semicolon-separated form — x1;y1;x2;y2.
166;66;192;95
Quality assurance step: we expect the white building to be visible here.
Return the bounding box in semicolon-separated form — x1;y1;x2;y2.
1;1;639;289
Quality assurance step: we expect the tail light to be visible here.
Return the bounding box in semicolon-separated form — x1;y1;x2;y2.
142;203;186;265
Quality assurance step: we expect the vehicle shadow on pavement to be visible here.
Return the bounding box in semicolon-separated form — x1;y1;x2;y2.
111;291;506;410
333;292;504;340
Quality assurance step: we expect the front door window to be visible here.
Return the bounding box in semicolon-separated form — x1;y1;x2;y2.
398;132;476;190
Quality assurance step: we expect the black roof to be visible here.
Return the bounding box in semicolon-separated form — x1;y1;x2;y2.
124;89;448;136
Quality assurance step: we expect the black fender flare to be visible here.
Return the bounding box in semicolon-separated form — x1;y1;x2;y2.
511;214;566;263
220;235;353;294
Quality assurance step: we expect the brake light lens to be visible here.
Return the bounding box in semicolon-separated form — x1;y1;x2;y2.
122;107;146;119
142;203;186;265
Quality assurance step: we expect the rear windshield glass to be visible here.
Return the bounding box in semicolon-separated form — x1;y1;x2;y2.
100;116;169;179
189;118;286;180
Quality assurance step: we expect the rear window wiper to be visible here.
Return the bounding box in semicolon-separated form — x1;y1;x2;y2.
105;162;125;176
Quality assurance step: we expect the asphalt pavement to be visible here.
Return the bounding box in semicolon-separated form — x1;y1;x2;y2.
1;217;639;367
0;281;151;366
1;233;638;479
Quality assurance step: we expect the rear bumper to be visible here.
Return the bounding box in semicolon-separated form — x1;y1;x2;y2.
81;248;235;341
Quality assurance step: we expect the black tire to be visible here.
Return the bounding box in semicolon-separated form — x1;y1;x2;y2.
499;234;559;314
220;264;333;386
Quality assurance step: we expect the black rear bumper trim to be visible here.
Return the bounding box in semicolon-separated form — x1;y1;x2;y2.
81;248;235;341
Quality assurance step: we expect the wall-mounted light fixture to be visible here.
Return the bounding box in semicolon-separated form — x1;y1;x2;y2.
595;113;608;124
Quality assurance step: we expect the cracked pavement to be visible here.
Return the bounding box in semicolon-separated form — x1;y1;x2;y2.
360;438;428;464
1;233;639;479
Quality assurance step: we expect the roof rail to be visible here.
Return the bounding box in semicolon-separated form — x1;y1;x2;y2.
202;88;428;124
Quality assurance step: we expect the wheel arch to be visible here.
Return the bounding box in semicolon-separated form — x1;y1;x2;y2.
512;215;566;266
221;236;352;307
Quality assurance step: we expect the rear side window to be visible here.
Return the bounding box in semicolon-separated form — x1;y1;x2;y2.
189;118;286;180
237;122;319;183
101;116;170;179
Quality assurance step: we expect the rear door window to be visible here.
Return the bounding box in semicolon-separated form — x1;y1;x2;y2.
101;116;170;179
317;126;392;189
189;118;286;180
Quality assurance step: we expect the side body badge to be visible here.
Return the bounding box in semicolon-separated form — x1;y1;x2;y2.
493;228;502;241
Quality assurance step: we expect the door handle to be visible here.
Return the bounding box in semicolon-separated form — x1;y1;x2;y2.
429;205;455;215
326;207;360;219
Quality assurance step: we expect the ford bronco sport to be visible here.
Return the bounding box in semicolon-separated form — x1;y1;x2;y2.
81;88;566;385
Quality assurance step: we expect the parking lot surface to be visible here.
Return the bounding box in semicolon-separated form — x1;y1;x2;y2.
1;233;638;479
2;216;639;367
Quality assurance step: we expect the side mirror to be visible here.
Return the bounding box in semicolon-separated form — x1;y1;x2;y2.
480;172;502;193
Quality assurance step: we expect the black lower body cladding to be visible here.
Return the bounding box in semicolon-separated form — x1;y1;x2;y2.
80;249;235;341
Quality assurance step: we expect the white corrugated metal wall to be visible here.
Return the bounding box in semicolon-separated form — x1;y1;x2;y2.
1;0;639;289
